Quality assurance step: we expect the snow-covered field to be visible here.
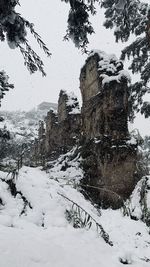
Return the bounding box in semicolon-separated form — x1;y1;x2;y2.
0;152;149;267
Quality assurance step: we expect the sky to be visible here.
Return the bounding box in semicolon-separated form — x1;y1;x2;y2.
0;0;150;136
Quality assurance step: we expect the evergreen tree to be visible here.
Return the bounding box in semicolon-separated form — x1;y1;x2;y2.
62;0;150;119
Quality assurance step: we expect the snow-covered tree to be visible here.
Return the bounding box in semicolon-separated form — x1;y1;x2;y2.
62;0;150;119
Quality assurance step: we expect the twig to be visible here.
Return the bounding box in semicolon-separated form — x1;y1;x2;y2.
58;192;113;246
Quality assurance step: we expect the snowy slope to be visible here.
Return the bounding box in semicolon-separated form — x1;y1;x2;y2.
0;102;57;142
0;149;149;267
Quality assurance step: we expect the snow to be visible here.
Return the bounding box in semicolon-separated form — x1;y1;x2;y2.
86;50;131;87
89;50;119;73
94;138;101;144
128;176;150;221
0;102;57;144
0;149;149;266
0;111;38;142
59;90;80;115
101;70;131;85
69;108;80;114
127;136;137;145
66;92;80;115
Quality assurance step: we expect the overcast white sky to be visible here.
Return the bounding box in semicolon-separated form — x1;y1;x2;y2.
0;0;150;136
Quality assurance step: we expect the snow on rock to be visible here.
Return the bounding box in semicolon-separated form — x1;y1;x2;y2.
88;50;131;86
0;149;149;266
47;147;83;184
101;70;131;85
66;92;80;115
126;136;137;145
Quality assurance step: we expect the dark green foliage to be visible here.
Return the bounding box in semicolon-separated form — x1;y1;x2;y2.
140;135;150;169
62;0;100;51
141;102;150;118
0;126;11;160
65;204;92;229
0;71;14;106
5;171;18;196
102;0;148;42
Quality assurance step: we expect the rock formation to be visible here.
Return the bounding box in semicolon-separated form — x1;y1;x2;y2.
31;50;140;208
80;50;138;208
31;90;81;162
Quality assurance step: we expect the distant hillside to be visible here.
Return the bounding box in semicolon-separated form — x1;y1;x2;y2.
37;102;57;111
0;101;57;144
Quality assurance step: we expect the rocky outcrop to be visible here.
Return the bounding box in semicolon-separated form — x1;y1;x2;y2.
80;51;129;140
37;102;57;111
38;120;46;158
31;90;81;162
80;50;139;208
31;49;140;208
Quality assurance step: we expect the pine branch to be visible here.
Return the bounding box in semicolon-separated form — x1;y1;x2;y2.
23;18;51;57
58;192;113;246
0;1;51;76
18;42;46;76
80;183;123;202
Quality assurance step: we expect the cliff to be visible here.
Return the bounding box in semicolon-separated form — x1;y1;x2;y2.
31;50;140;208
80;50;138;208
31;90;81;162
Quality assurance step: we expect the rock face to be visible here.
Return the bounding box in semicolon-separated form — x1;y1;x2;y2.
31;90;81;162
80;51;138;208
80;51;129;140
31;50;139;208
37;102;57;111
57;90;69;123
45;109;58;157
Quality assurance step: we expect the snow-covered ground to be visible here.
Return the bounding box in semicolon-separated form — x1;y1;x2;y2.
0;151;149;267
